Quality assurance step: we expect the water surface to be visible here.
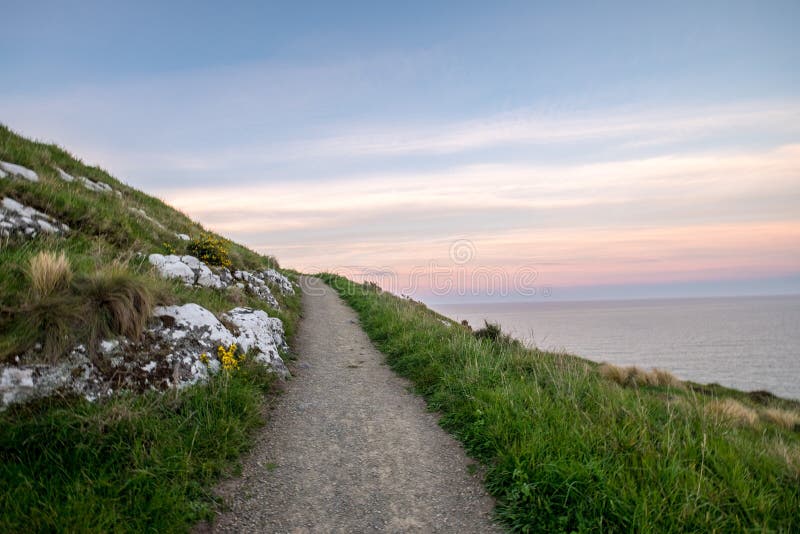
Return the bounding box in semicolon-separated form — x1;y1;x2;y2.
430;295;800;400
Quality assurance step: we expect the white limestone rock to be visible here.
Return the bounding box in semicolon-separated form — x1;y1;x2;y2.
179;255;203;270
176;233;190;241
0;161;38;182
149;253;226;289
0;302;291;409
0;197;70;239
154;304;236;347
196;263;224;289
223;307;289;377
56;167;76;182
152;303;287;380
148;254;196;284
0;351;98;409
1;367;35;406
77;176;113;193
129;207;166;229
263;268;295;295
234;270;279;308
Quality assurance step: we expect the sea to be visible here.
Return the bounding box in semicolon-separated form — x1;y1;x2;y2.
429;295;800;400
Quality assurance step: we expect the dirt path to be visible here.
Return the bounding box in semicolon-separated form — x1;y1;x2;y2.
212;276;499;533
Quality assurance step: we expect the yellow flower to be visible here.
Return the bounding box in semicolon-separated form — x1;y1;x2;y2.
217;343;240;372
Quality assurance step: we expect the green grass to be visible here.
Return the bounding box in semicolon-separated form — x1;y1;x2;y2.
1;124;301;530
321;274;800;533
0;360;275;533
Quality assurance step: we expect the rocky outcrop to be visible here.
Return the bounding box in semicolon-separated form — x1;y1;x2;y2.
129;207;166;229
263;268;295;295
223;307;289;376
56;167;116;194
149;253;225;289
0;161;38;182
0;303;289;409
0;197;70;239
233;270;280;308
148;254;288;309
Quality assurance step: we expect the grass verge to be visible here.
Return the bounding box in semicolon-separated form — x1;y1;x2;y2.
321;273;800;533
0;360;274;533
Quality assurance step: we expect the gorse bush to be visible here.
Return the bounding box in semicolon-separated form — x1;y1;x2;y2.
187;233;231;268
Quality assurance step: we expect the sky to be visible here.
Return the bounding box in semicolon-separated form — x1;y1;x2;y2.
1;0;798;302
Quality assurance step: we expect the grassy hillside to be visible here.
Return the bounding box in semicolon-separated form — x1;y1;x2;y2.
321;274;800;533
1;125;300;532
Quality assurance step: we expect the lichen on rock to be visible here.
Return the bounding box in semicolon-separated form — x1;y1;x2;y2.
263;268;295;295
0;197;70;239
0;303;290;410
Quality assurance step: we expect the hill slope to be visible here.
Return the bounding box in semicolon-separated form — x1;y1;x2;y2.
0;125;301;531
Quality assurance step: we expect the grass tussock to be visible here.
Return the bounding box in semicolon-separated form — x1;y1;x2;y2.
762;407;800;430
28;250;72;298
771;441;800;479
599;362;685;389
4;261;160;362
706;398;760;428
321;273;800;533
75;264;156;344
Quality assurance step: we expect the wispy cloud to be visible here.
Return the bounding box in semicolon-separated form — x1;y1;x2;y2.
2;58;798;297
156;142;800;289
164;143;800;224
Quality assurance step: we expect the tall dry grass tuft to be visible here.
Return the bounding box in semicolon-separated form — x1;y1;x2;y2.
762;408;800;430
599;363;684;389
706;398;759;428
599;362;632;385
29;251;72;298
771;441;800;480
74;264;155;346
651;368;685;389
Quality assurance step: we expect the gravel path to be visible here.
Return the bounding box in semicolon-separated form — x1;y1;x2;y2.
211;276;499;533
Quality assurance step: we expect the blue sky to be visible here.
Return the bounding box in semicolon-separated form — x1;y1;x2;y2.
1;1;798;301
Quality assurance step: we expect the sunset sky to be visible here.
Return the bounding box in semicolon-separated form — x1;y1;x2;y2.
2;1;798;301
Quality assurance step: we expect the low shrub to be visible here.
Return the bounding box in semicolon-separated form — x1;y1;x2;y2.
187;233;231;268
473;320;518;346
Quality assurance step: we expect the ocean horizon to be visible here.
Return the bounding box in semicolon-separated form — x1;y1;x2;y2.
429;294;800;400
